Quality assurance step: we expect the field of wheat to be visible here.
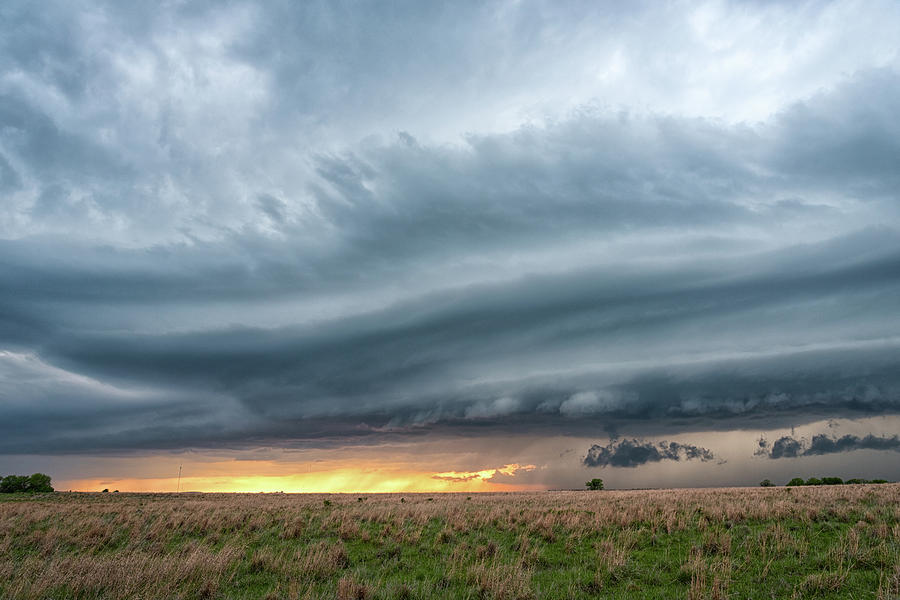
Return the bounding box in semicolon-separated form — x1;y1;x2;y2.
1;485;898;599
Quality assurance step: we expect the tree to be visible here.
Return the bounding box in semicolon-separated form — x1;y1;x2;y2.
585;478;604;491
821;476;843;486
786;477;805;486
28;473;53;493
805;477;822;486
0;473;54;493
1;475;29;493
759;479;774;487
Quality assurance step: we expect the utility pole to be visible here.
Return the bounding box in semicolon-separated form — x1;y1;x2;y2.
176;465;182;493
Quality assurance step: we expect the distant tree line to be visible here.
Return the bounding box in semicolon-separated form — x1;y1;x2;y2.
786;476;888;486
0;473;54;493
759;476;889;487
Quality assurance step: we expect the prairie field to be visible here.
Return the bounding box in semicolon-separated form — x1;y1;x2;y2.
1;485;898;599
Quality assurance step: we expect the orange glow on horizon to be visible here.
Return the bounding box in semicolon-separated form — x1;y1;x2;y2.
58;464;545;494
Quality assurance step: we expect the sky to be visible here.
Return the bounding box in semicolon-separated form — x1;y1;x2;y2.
1;0;900;492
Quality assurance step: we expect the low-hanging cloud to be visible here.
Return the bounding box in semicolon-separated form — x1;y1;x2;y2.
431;463;536;483
755;433;900;459
583;438;716;468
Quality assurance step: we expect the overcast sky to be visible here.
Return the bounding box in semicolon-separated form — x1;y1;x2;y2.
2;0;900;491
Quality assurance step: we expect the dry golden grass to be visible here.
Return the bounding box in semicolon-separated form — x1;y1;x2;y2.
0;484;897;599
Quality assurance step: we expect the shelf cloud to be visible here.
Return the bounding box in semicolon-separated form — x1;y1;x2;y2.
1;1;900;487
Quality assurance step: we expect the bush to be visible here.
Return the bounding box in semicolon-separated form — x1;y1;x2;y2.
805;477;823;486
786;477;805;486
821;477;843;486
759;479;774;487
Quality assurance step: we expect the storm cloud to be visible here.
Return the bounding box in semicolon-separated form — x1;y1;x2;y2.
583;439;716;468
756;433;900;459
1;1;900;464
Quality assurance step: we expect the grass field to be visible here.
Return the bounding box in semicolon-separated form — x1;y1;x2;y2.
1;485;898;599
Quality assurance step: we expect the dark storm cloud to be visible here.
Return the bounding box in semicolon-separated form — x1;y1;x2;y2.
583;438;716;468
1;1;900;455
2;107;900;450
806;434;900;455
756;433;900;459
756;436;804;459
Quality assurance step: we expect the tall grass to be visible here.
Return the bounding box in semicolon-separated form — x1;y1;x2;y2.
1;484;897;598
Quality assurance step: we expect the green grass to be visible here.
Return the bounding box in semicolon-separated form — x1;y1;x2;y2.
0;487;898;599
